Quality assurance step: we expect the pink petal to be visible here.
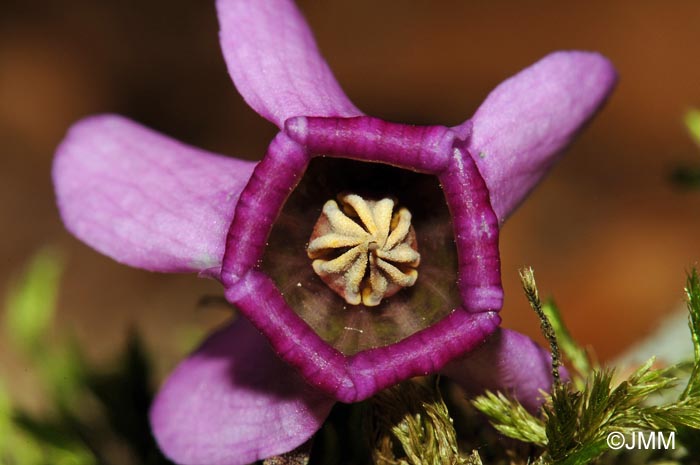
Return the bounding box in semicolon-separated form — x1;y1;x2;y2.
53;115;255;276
150;318;335;465
442;328;562;412
216;0;362;127
457;51;617;222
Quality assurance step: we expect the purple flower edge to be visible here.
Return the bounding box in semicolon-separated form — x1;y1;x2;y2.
221;115;504;403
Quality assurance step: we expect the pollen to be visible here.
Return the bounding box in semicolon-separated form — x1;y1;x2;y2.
307;193;420;307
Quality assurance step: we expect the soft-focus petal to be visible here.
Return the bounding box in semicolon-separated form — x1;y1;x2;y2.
442;328;562;412
150;318;335;465
456;51;617;222
216;0;362;127
53;115;255;276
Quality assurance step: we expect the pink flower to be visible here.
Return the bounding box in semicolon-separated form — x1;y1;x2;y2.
52;1;616;463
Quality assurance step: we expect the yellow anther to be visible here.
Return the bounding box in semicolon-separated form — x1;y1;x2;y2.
307;194;420;307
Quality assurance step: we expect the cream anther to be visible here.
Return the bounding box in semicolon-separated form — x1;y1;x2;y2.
307;193;420;306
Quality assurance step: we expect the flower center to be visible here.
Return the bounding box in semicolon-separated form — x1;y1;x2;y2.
307;193;420;306
261;157;460;355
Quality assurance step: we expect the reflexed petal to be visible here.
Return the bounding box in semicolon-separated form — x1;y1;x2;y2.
457;51;617;222
150;318;335;465
53;115;255;276
216;0;362;127
442;328;561;412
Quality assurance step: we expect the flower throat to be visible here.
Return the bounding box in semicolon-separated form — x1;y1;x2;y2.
261;157;459;355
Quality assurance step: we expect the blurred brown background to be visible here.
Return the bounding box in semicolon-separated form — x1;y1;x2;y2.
2;0;700;386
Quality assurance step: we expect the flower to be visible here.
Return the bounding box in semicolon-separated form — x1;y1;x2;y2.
52;0;616;463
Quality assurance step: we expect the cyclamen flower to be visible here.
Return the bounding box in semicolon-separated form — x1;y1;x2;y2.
52;0;616;463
